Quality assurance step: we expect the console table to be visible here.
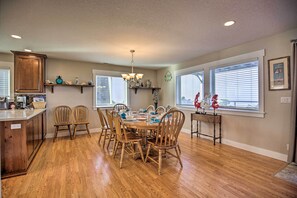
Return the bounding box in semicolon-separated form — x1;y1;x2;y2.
191;113;222;145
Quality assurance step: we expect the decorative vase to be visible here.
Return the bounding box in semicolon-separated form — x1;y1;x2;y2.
75;77;79;85
56;76;63;84
146;80;152;88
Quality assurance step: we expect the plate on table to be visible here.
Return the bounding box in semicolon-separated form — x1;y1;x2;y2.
137;117;147;121
138;113;146;116
125;118;137;122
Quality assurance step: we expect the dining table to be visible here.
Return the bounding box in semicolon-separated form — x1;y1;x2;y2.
122;112;161;146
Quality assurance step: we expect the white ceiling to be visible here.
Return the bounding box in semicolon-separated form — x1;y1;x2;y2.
1;0;297;69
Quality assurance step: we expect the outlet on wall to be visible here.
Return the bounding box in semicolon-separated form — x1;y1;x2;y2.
281;97;291;104
287;144;289;151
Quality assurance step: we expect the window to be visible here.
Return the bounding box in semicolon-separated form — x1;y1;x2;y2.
94;71;128;107
176;71;204;106
0;68;10;97
210;60;259;111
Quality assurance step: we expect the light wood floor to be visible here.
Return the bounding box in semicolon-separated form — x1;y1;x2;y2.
2;132;297;197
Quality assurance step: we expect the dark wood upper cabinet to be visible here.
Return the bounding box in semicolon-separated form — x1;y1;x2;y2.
12;51;47;93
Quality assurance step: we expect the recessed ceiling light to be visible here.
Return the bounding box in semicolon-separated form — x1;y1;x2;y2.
224;20;235;27
11;34;22;39
24;49;32;52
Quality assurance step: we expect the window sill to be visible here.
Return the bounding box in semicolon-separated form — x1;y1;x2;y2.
92;106;114;111
177;106;265;118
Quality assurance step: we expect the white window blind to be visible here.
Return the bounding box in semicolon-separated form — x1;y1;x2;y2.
176;71;204;106
0;68;10;97
210;60;259;110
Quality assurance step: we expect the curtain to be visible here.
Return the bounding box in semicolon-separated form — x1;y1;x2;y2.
288;40;297;162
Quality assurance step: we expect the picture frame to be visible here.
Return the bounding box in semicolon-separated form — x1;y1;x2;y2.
268;56;290;91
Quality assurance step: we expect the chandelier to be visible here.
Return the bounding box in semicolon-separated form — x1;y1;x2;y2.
121;50;143;82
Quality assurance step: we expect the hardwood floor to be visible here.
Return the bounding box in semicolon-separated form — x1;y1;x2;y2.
2;132;297;197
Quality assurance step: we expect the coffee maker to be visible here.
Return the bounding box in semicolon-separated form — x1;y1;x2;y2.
16;96;28;109
0;97;9;110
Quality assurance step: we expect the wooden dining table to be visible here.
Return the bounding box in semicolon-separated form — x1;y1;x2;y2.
123;120;159;130
123;118;159;146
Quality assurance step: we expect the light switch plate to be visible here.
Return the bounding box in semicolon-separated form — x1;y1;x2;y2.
280;97;291;104
11;123;21;129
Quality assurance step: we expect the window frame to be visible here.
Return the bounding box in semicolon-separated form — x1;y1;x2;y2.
175;70;204;107
92;70;129;109
210;58;260;111
175;49;265;118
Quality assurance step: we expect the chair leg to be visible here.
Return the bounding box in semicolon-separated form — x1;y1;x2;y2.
98;128;105;144
145;144;151;162
158;149;162;175
131;143;135;159
86;124;91;137
102;130;108;148
177;143;181;155
68;125;72;140
73;125;77;139
107;133;113;150
53;126;59;142
175;147;183;168
120;142;125;168
136;142;144;162
113;141;119;158
111;138;117;156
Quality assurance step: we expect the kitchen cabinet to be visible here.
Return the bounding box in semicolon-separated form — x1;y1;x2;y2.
12;51;47;93
26;119;34;159
1;109;46;178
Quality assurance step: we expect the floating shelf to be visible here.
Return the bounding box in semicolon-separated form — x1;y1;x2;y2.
44;83;94;94
129;87;161;94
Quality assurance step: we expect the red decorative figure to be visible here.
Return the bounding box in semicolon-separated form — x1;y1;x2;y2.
194;92;201;113
211;94;219;115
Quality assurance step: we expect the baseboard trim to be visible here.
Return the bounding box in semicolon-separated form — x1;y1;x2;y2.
46;128;100;138
181;128;287;162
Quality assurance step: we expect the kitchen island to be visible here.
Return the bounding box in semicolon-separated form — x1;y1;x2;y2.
1;109;47;178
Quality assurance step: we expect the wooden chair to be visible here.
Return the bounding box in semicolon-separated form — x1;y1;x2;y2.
53;105;72;142
97;108;110;147
146;105;155;112
72;105;91;138
113;103;128;112
156;106;166;115
113;115;144;168
105;109;117;152
145;110;185;175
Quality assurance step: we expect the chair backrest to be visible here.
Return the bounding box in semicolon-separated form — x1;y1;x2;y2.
156;106;166;115
54;105;72;124
113;114;128;141
146;105;155;112
113;103;128;112
73;105;89;123
155;110;185;147
97;108;108;128
167;107;178;112
105;109;115;134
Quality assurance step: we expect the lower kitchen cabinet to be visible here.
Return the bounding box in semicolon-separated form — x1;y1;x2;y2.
1;110;46;178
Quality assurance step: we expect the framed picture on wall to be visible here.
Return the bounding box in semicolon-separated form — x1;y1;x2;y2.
268;56;290;90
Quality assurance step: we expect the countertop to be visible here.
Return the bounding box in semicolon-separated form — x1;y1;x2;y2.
0;109;46;121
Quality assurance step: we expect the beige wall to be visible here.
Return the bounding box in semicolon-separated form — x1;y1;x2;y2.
45;58;157;135
157;28;297;157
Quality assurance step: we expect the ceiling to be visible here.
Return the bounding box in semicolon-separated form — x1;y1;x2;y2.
1;0;297;69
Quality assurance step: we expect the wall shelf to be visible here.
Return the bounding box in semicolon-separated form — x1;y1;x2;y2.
44;83;94;94
129;87;161;94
